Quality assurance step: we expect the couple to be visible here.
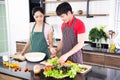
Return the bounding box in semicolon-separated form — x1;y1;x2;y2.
16;2;86;65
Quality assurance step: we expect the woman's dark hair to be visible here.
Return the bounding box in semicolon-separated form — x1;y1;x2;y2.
32;6;45;16
56;2;72;16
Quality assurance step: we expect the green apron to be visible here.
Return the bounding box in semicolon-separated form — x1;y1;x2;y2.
30;23;50;60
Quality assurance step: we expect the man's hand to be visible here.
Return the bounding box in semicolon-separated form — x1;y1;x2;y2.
58;53;68;64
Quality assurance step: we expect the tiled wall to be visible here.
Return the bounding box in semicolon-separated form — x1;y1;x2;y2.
0;2;8;53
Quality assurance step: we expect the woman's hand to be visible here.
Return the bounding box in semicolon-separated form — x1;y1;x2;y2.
50;47;57;53
49;47;57;58
15;52;23;55
50;53;56;58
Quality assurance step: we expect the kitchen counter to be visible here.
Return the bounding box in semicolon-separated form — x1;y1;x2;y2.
82;44;120;54
82;44;120;69
0;56;82;80
1;56;120;80
16;38;60;47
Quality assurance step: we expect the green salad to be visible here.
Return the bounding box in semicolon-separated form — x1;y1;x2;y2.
43;57;86;79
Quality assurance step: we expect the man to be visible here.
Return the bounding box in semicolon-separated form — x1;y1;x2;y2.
52;2;86;64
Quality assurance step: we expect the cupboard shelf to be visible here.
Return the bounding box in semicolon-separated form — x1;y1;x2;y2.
45;13;109;17
43;0;109;18
43;0;107;3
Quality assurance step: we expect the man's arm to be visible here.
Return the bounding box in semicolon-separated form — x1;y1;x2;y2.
58;33;85;63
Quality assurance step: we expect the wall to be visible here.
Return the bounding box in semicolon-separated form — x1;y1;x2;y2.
5;0;29;54
5;0;116;54
45;0;115;41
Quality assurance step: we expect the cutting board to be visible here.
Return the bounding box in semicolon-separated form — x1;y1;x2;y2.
77;64;92;75
9;55;26;61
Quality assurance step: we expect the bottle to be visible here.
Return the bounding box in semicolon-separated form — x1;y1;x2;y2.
109;39;116;53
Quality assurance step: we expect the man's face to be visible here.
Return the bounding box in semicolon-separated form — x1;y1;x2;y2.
59;13;70;23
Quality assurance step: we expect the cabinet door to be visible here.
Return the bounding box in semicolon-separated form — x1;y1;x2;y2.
105;55;120;68
16;43;29;53
16;43;25;52
0;74;21;80
83;51;104;66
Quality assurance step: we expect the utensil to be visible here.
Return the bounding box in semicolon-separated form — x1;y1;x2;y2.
24;52;46;62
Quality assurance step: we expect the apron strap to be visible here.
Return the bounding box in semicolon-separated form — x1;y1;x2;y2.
64;17;76;29
71;18;76;29
42;23;45;32
32;23;36;32
32;23;45;32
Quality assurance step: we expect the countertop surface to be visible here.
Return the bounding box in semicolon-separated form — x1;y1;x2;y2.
16;40;120;54
82;44;120;55
16;39;60;47
1;56;120;80
0;56;80;80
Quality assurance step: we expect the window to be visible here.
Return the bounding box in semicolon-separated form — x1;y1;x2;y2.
0;1;8;53
115;0;120;31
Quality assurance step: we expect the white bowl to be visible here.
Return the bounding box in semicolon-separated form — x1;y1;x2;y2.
2;55;9;61
24;52;46;62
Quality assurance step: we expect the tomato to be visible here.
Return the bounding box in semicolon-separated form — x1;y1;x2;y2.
44;65;52;72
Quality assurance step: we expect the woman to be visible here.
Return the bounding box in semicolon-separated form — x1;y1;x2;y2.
16;6;54;60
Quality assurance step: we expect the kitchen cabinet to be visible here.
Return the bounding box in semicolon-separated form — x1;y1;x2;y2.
16;42;29;53
82;48;120;69
0;74;21;80
83;51;105;66
104;54;120;68
29;0;45;22
44;0;109;17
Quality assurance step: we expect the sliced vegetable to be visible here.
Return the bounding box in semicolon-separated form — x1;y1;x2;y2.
43;57;87;79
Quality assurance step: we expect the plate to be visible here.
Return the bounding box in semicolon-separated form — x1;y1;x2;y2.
24;52;46;62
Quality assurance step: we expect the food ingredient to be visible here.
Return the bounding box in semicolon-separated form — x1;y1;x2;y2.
25;66;30;72
3;61;31;72
44;57;86;78
3;61;19;68
33;64;41;74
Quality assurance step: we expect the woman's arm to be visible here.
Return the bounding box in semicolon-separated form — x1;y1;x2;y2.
48;31;53;48
15;23;33;55
21;38;30;54
15;32;31;55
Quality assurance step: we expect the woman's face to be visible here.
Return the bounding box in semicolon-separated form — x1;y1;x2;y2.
34;11;44;23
